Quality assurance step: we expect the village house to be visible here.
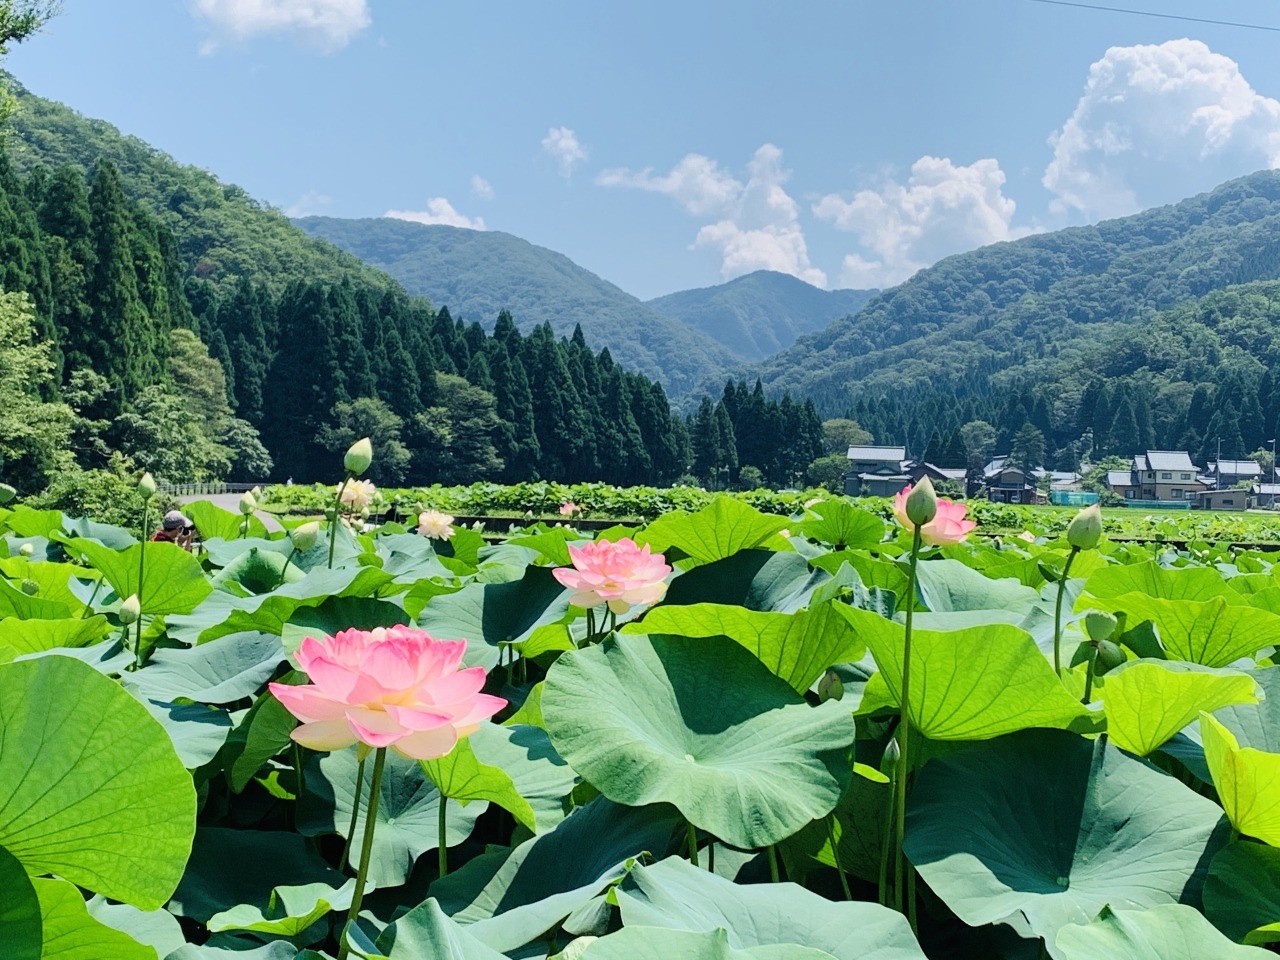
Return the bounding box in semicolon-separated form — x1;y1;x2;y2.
843;446;911;497
1106;451;1200;503
1206;459;1263;489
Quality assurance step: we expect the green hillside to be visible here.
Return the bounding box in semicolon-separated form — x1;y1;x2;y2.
293;216;737;394
647;270;876;362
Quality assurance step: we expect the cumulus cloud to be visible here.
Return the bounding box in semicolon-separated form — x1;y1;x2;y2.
283;190;332;218
542;126;587;178
1045;39;1280;218
192;0;371;53
471;175;495;201
814;156;1028;288
600;144;826;287
385;198;485;230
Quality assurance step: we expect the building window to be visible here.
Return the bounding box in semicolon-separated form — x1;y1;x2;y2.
1172;489;1181;497
1225;499;1235;506
1161;472;1172;479
1181;473;1191;480
1125;490;1135;499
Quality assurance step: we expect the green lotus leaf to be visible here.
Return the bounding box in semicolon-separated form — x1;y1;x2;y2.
0;576;70;619
85;896;186;960
5;505;67;539
612;856;925;959
0;558;97;611
181;500;270;542
913;558;1040;614
346;897;506;959
60;515;137;550
795;500;885;550
780;765;890;884
905;730;1229;955
135;697;233;769
1201;713;1280;845
1054;903;1270;959
543;633;854;847
123;630;287;704
35;877;156;960
622;600;864;693
210;546;305;595
1214;666;1280;752
207;878;354;943
429;798;682;953
1204;840;1280;945
0;614;110;654
0;844;40;960
1084;561;1239;603
577;926;838;959
167;940;298;959
1086;593;1280;667
219;686;301;791
838;605;1092;740
665;550;836;612
638;497;788;565
62;538;211;615
0;656;195;908
1102;661;1258;756
300;747;486;887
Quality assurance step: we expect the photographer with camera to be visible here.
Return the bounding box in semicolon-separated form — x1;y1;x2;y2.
151;510;197;551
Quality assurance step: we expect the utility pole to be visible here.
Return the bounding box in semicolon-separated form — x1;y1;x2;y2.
1216;436;1222;489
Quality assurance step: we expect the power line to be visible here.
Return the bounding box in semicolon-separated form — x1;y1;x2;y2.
1024;0;1280;33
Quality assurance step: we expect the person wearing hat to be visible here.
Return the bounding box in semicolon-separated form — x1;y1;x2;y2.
151;510;196;550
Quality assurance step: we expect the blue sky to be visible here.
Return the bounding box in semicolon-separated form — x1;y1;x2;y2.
11;1;1280;298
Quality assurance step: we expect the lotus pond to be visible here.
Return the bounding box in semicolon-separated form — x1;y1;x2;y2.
2;491;1280;959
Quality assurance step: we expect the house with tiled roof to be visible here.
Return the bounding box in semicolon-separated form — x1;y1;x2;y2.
1106;451;1202;503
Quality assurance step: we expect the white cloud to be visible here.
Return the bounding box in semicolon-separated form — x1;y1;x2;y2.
471;175;495;201
541;126;587;178
600;144;826;287
384;198;485;230
283;190;332;218
191;0;371;54
814;156;1028;288
1045;39;1280;218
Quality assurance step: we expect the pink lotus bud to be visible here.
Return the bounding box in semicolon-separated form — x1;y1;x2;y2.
893;483;976;546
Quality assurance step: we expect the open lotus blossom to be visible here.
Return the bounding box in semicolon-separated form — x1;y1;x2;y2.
559;501;581;517
553;537;671;614
339;478;377;513
893;484;976;546
270;626;505;760
418;509;456;540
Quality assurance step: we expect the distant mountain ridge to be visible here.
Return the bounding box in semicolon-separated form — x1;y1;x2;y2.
646;271;877;363
293;216;738;395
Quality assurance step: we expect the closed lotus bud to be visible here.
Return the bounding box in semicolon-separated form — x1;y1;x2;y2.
119;594;141;625
239;490;257;515
18;543;34;557
291;521;320;552
20;579;38;596
1066;504;1102;551
344;437;373;476
0;482;15;503
905;476;938;526
1083;611;1118;644
818;669;844;703
138;472;157;500
1094;639;1126;675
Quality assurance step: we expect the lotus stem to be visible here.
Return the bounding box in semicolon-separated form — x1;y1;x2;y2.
439;795;449;877
80;578;102;619
766;845;780;883
1054;547;1079;676
337;746;385;960
707;838;715;873
828;815;852;900
687;821;700;868
278;547;298;589
340;752;367;869
328;476;350;569
894;527;924;917
134;505;147;669
1081;643;1098;705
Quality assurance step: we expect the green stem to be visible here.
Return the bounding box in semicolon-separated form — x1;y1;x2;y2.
828;815;852;900
586;607;596;642
337;747;385;960
328;476;351;569
707;838;715;874
438;794;449;878
292;742;307;808
80;578;103;619
134;504;148;669
894;527;922;914
767;845;780;883
906;864;918;935
1081;643;1098;705
687;821;700;868
278;547;298;589
1054;548;1079;676
339;752;367;870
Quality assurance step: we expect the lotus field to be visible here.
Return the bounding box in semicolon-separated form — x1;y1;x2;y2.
6;467;1280;959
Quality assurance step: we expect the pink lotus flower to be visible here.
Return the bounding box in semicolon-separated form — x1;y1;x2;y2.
269;626;505;760
417;509;455;540
559;502;581;517
893;484;977;546
339;479;377;513
552;537;671;614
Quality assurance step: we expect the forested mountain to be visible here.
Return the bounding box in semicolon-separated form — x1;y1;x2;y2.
646;270;876;363
756;171;1280;467
293;216;738;394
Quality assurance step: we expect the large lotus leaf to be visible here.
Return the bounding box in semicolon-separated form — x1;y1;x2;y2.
665;550;834;613
422;722;576;834
60;514;137;550
0;614;110;654
0;558;96;611
345;898;507;960
795;501;885;550
136;697;233;769
85;896;185;960
543;634;854;847
1201;713;1280;845
1215;666;1280;752
285;597;411;644
417;566;569;669
207;879;354;943
182;500;270;542
219;687;300;791
1054;903;1270;960
0;577;70;619
430;798;681;952
62;538;211;615
913;558;1040;614
613;856;925;960
169;828;347;923
0;844;40;960
5;505;68;539
34;877;155;960
167;565;396;644
0;656;195;908
1086;593;1280;667
167;941;298;959
904;730;1229;957
839;605;1092;740
638;497;788;565
209;547;305;595
576;927;836;960
123;630;287;704
622;600;864;693
300;747;485;887
1204;841;1280;945
780;766;890;885
1083;561;1238;603
1102;661;1258;756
